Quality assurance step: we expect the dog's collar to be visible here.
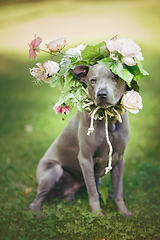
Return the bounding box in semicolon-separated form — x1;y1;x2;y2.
82;97;125;123
81;87;125;123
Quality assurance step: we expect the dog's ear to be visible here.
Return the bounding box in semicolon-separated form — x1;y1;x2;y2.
70;65;89;82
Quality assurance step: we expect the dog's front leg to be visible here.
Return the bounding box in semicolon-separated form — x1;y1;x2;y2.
111;155;134;217
78;151;102;215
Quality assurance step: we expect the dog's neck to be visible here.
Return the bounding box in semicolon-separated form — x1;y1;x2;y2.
83;97;124;123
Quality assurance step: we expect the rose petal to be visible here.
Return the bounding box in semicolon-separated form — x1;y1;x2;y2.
53;106;70;114
135;52;144;61
53;106;63;114
126;107;139;114
44;61;60;76
62;106;71;114
123;57;136;66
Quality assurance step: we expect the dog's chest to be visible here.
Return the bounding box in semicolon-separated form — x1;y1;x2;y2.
93;129;125;157
93;134;124;178
92;119;126;174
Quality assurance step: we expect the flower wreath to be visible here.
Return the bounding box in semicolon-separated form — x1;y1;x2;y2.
29;34;148;115
29;35;149;174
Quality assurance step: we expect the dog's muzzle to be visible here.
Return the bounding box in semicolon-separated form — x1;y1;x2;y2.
97;89;108;99
96;88;110;107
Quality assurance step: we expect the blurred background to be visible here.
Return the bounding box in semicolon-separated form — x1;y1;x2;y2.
0;0;160;238
0;0;159;51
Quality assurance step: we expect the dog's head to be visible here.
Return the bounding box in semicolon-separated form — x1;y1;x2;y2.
71;64;126;108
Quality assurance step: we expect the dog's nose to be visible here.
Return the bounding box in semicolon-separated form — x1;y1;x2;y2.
97;89;107;99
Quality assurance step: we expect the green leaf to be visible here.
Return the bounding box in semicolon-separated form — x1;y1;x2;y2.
50;75;59;88
64;71;74;88
55;92;75;106
59;75;65;88
50;74;65;88
134;58;149;76
59;64;70;74
98;57;114;68
123;68;134;85
110;62;134;86
127;65;144;81
131;80;139;92
126;58;149;82
81;41;107;64
99;44;110;57
76;100;83;112
71;56;78;63
142;69;149;76
98;183;108;205
71;60;89;67
110;61;124;77
65;71;81;88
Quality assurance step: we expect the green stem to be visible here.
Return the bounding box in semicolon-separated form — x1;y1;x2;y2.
38;48;80;58
38;48;59;56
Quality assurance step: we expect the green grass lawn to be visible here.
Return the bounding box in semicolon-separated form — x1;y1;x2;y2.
0;1;160;239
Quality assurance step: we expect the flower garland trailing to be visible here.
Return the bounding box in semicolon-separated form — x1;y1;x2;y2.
29;34;149;174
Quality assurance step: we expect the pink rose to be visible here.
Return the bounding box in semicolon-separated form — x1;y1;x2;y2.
45;35;67;52
44;61;60;76
29;63;47;81
106;37;144;66
53;106;71;115
121;90;143;114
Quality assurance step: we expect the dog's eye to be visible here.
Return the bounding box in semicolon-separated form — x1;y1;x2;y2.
90;78;96;84
113;75;119;82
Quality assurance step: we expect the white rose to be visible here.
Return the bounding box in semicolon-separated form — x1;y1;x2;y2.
121;90;143;114
66;44;86;57
44;61;60;76
45;35;67;52
60;44;86;66
106;37;144;66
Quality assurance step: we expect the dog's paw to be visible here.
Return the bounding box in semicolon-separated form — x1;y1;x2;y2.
91;201;101;212
122;210;134;218
116;200;134;217
95;209;104;217
29;201;40;213
29;202;46;218
36;211;46;219
119;208;134;217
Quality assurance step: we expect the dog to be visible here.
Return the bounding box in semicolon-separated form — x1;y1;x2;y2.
29;63;133;217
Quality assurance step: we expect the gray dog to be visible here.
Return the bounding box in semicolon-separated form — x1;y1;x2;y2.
29;63;133;217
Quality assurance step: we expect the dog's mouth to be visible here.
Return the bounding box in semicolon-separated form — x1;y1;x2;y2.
95;90;123;108
96;98;122;109
97;101;112;108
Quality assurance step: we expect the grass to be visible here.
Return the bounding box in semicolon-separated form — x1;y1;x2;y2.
0;1;160;239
